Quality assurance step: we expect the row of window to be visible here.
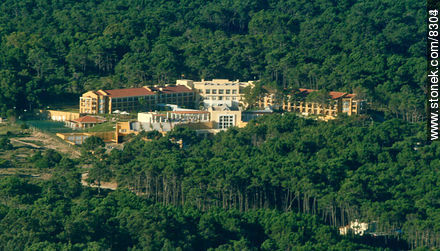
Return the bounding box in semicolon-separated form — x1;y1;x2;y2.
113;100;192;109
159;93;193;98
80;109;95;114
203;83;238;86
218;115;235;129
284;103;338;109
159;97;193;101
80;100;97;104
204;96;238;101
292;108;337;115
112;96;154;103
112;94;193;103
285;106;338;111
204;89;238;95
112;104;142;108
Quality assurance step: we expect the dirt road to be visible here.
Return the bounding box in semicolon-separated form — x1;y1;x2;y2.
81;172;117;190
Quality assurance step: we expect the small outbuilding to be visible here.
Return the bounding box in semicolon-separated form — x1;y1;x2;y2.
67;115;105;129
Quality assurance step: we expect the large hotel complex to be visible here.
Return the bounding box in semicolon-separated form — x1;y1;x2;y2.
79;79;365;119
52;79;368;145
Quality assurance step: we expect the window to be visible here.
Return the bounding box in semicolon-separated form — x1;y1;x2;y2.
226;89;231;94
219;115;234;129
225;96;230;100
212;89;217;94
205;89;211;94
219;89;224;94
232;97;237;100
218;96;223;100
342;101;350;112
232;90;237;94
212;97;217;100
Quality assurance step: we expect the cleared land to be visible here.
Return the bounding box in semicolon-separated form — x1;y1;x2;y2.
0;122;80;158
81;172;117;190
17;130;80;158
1;121;118;190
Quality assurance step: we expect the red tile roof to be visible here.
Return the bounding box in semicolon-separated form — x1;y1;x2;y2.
73;116;105;123
328;91;347;99
104;87;155;98
298;88;316;93
150;85;193;93
298;88;351;99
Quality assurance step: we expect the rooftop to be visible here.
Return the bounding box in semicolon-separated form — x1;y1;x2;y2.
103;87;155;98
150;85;193;93
72;116;106;124
298;88;354;100
329;91;348;99
194;79;253;86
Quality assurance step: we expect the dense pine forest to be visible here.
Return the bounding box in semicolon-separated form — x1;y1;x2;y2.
78;114;435;249
0;0;434;249
0;0;425;120
0;175;378;250
0;115;437;249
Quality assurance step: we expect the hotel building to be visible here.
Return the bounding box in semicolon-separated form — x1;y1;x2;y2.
258;88;365;119
80;85;194;114
176;79;254;108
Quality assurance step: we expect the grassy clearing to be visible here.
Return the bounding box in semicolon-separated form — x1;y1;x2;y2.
1;121;80;159
0;121;80;178
47;102;79;113
26;120;75;133
0;145;38;168
0;123;24;136
57;107;79;113
85;122;116;132
99;113;136;122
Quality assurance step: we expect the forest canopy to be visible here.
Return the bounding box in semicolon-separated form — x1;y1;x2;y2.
87;114;438;249
0;175;377;250
0;113;437;249
0;0;425;120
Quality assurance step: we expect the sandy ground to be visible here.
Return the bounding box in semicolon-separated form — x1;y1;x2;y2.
9;138;43;149
0;170;117;191
3;129;118;190
15;130;81;158
81;172;117;190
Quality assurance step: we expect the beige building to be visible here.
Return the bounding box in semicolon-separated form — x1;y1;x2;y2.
56;131;116;145
44;110;80;122
80;85;195;114
177;79;253;108
258;88;365;119
66;115;106;129
138;111;210;124
339;220;375;236
207;106;246;129
134;105;245;135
